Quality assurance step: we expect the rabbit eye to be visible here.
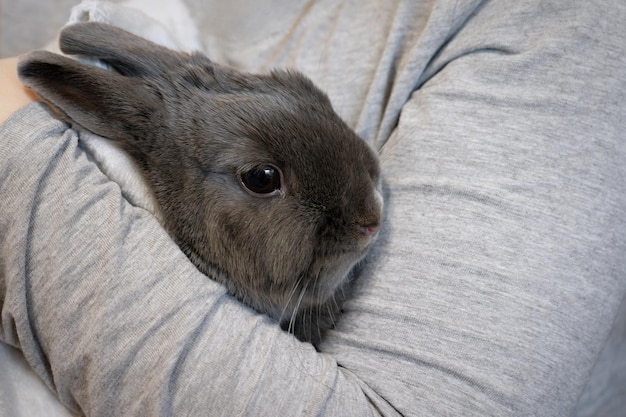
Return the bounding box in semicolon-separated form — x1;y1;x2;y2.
240;165;282;197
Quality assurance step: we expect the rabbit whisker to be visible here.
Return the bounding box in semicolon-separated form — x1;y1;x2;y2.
278;277;303;324
287;277;304;311
288;284;309;337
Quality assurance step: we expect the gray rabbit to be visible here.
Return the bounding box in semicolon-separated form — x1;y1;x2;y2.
18;22;383;347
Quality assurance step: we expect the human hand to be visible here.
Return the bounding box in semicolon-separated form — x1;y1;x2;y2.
0;57;38;124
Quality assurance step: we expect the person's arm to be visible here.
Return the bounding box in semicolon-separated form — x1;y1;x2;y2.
0;58;38;123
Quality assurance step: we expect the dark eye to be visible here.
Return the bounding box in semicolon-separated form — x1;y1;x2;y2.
240;165;283;197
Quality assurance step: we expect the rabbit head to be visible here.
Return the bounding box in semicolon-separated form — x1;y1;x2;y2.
18;23;383;341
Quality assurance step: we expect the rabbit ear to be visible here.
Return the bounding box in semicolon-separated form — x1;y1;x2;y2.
61;23;268;93
59;22;182;77
18;50;162;141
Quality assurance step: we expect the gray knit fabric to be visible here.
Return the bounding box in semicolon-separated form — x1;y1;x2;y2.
1;1;626;416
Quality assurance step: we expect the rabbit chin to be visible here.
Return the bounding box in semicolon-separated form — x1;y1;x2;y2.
268;255;364;327
299;250;369;310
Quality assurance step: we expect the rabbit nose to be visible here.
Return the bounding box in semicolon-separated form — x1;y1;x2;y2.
360;189;383;234
358;223;380;235
356;211;381;234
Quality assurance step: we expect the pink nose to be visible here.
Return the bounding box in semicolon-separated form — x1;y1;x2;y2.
359;224;379;235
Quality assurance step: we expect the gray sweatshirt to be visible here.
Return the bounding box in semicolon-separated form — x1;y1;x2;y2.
1;1;626;416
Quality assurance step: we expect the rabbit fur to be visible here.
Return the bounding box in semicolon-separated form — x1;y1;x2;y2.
18;22;383;346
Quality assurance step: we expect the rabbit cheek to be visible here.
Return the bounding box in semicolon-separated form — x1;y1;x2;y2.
214;203;315;301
